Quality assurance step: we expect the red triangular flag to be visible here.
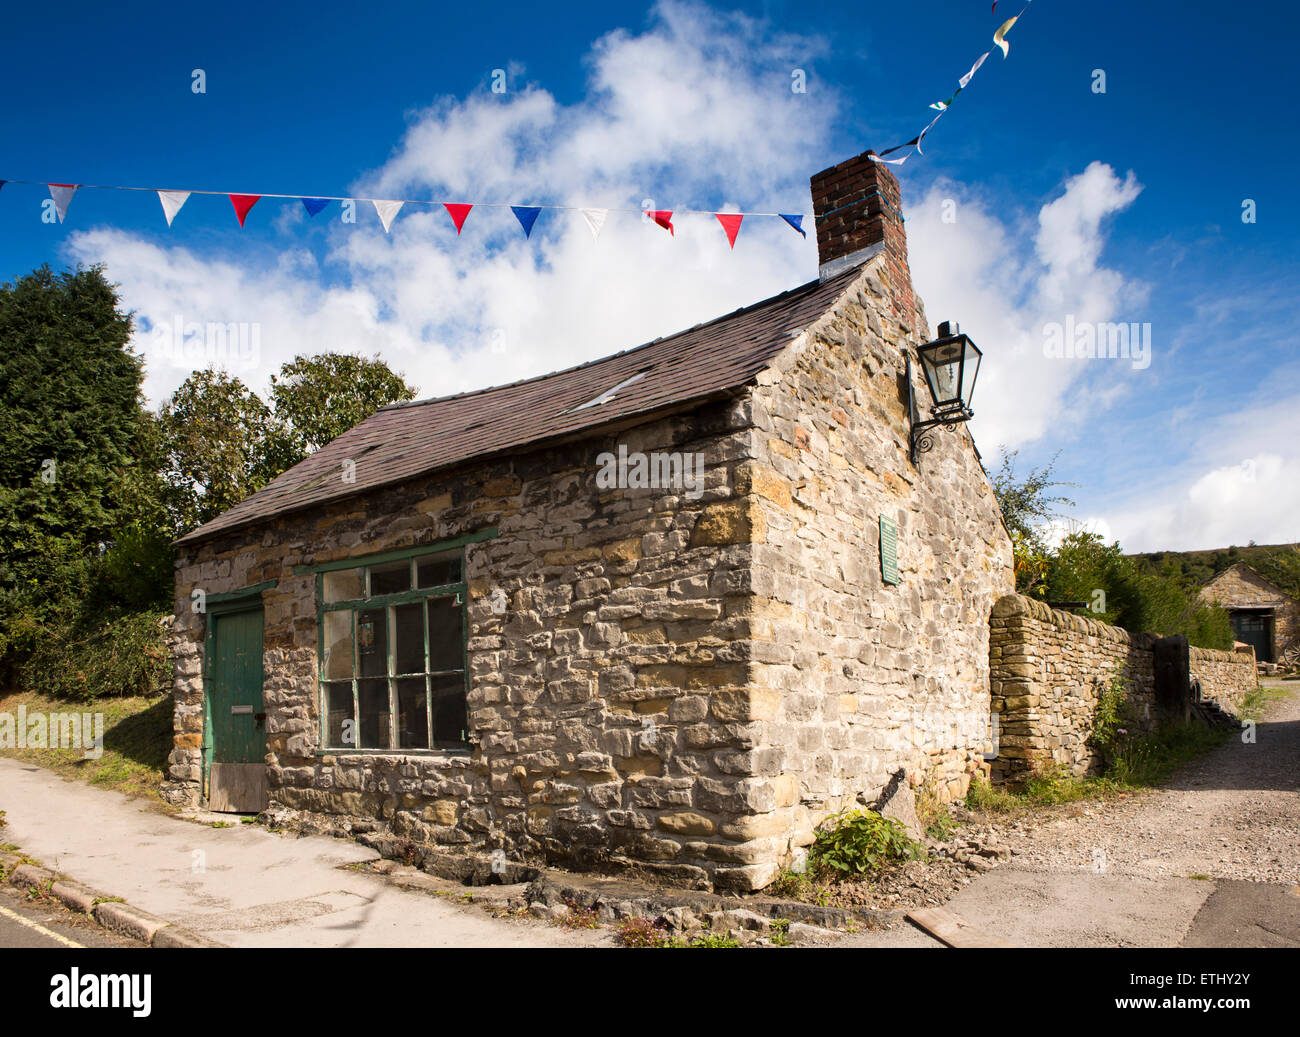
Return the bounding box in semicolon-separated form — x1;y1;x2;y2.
645;210;674;236
229;194;261;227
444;203;473;235
715;213;743;249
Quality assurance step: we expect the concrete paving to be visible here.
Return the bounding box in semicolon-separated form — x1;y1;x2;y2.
1182;879;1300;947
0;757;608;948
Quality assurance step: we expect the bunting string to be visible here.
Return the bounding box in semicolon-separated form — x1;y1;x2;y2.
0;176;811;246
2;12;1037;245
870;1;1035;167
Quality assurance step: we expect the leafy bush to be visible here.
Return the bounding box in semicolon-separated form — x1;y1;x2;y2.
808;808;924;877
1088;672;1139;767
21;608;170;702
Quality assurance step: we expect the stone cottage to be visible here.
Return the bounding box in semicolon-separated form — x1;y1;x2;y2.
163;150;1015;891
1200;561;1300;667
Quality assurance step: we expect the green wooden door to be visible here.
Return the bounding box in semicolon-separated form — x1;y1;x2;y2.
207;605;267;812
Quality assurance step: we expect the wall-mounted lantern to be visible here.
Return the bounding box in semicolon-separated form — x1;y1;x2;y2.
907;320;982;464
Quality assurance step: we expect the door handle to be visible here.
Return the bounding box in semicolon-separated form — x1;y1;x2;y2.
254;712;266;728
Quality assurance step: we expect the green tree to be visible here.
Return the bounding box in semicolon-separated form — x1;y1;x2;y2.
987;449;1075;596
1045;531;1232;649
266;353;416;468
0;265;154;672
157;370;276;532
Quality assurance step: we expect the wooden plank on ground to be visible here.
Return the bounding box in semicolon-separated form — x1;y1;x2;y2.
907;907;1014;948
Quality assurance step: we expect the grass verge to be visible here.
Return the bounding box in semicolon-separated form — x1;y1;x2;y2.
967;683;1285;815
0;689;173;804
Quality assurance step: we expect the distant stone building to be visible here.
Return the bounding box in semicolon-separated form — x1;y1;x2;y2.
163;150;1014;891
1199;562;1300;665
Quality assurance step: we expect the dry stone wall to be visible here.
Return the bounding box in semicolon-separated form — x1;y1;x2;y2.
989;593;1257;782
1190;644;1258;712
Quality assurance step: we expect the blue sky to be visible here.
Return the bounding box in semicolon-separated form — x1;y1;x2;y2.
2;0;1297;550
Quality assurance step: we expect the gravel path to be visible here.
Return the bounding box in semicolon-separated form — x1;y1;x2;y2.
990;680;1300;884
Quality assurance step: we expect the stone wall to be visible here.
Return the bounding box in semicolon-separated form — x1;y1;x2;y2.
1190;644;1258;712
166;395;783;891
988;593;1257;782
740;256;1014;877
988;595;1155;783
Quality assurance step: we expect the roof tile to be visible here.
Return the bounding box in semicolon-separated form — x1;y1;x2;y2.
179;268;860;544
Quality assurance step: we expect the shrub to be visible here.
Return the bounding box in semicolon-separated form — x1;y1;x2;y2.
808;808;924;877
20;608;170;702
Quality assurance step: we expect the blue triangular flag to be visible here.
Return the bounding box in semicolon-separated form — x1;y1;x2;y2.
511;205;541;238
780;213;806;238
301;198;330;217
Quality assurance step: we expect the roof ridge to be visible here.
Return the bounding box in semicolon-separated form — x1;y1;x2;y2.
378;274;826;412
177;265;869;545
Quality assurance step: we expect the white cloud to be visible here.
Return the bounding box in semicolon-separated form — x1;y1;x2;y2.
907;161;1146;452
68;0;827;408
59;2;1289;555
1093;397;1300;552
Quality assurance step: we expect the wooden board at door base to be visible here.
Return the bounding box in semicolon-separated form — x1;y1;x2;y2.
208;762;268;813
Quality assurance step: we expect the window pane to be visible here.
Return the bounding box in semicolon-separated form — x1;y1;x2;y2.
323;681;355;748
427;595;463;672
358;678;390;749
322;611;354;680
393;602;424;676
417;552;462;588
322;567;363;603
430;675;468;749
369;559;411;596
396;677;429;750
357;608;388;678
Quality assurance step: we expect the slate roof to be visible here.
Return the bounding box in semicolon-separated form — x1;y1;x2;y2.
178;266;863;544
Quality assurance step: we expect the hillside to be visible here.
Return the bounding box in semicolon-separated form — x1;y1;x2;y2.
1128;542;1300;601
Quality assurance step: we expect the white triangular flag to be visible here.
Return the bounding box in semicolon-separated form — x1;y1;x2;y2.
157;190;191;227
581;208;608;241
372;199;404;233
959;51;989;89
48;184;78;223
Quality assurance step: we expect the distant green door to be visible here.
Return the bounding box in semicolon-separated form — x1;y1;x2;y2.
1231;611;1273;664
207;605;267;812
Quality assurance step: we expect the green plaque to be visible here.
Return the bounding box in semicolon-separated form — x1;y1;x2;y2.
879;515;899;585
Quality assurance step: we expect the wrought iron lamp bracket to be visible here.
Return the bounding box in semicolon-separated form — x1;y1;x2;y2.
906;356;973;465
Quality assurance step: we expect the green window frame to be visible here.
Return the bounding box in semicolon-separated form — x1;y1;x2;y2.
315;547;469;753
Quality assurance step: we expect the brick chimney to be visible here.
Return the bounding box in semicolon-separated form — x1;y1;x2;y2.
810;150;917;331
